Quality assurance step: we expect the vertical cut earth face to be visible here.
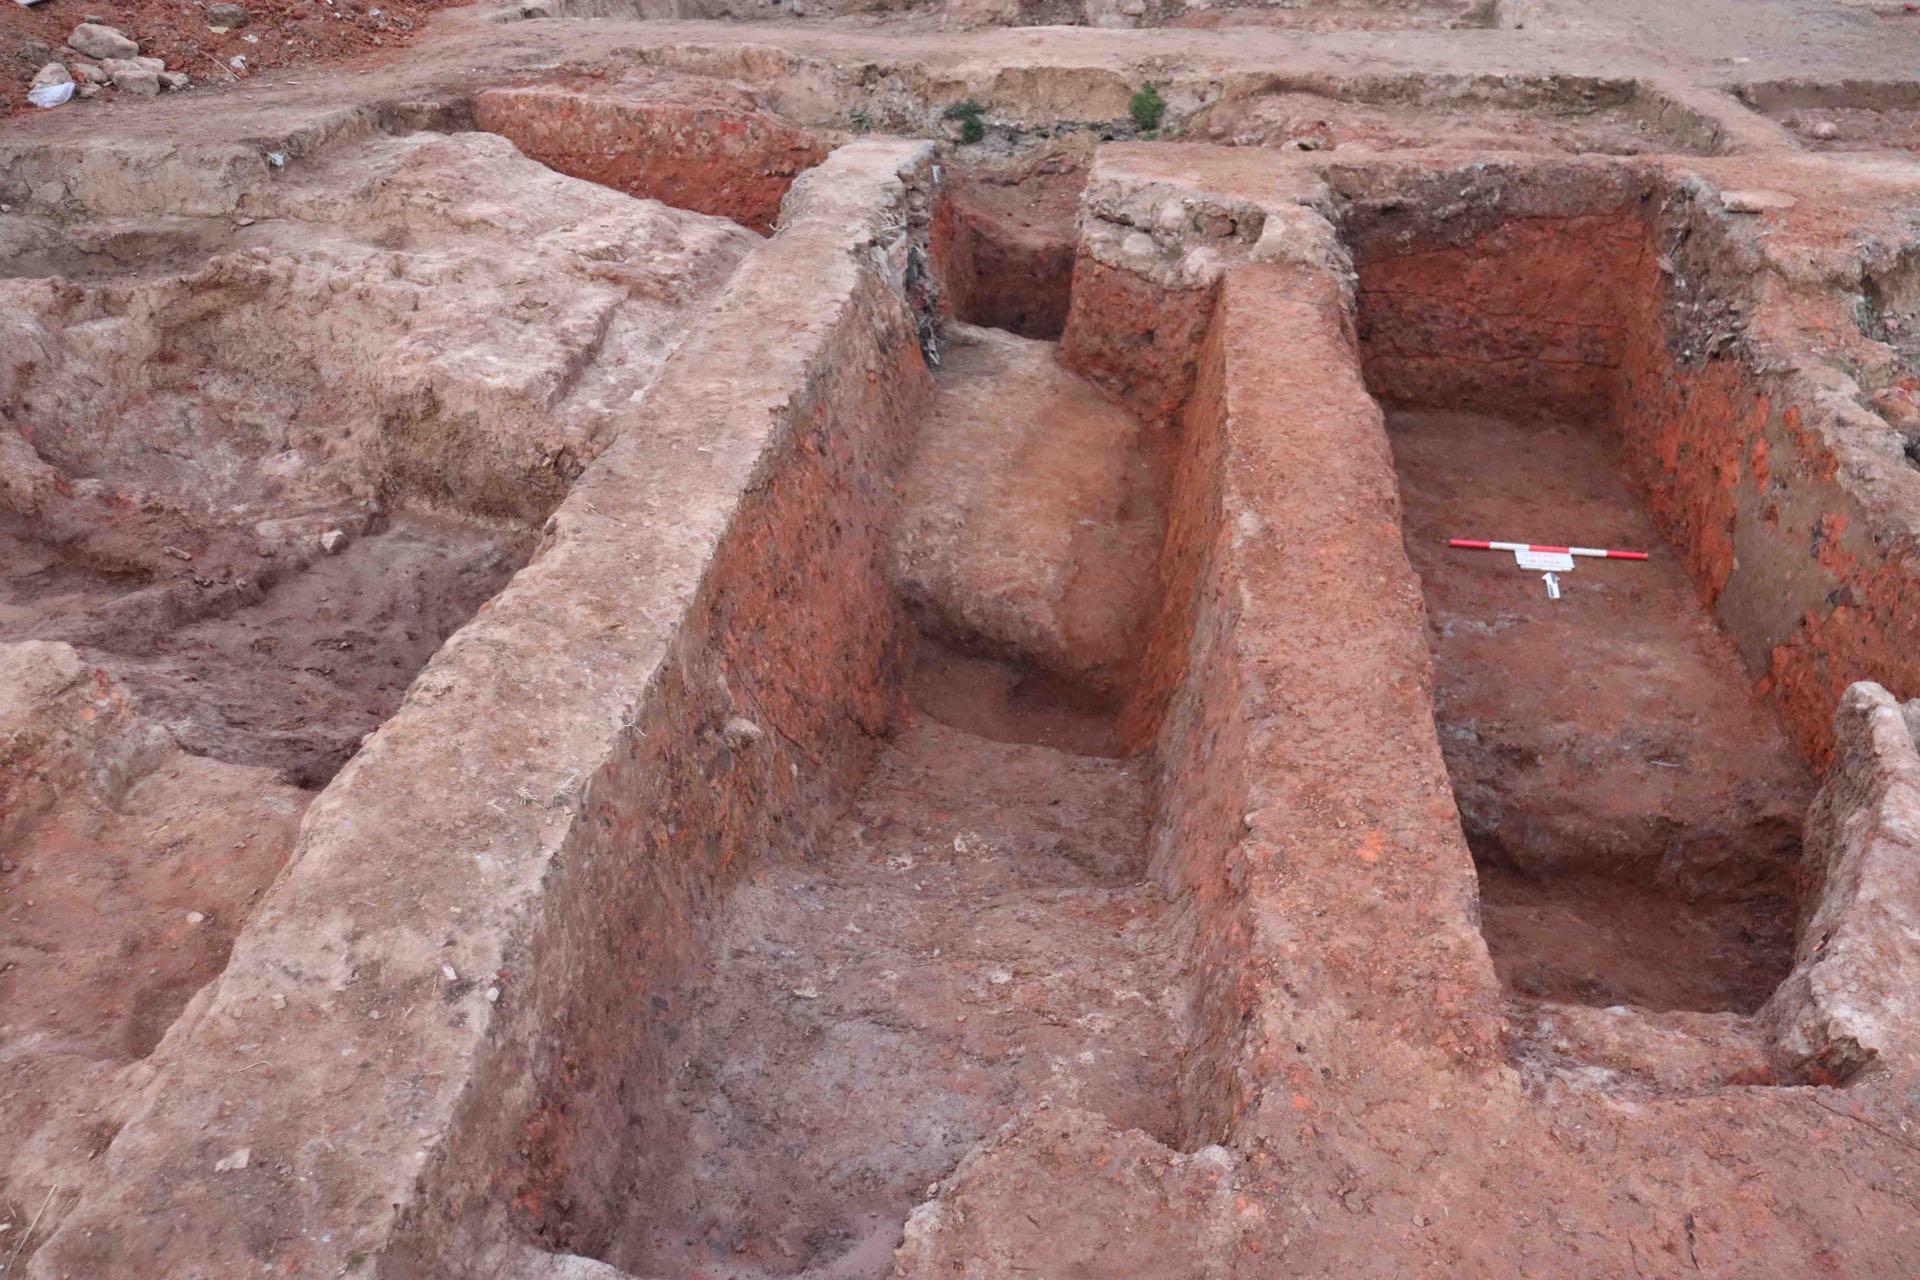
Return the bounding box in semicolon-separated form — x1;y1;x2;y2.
1356;208;1813;1014
471;79;832;234
929;150;1087;340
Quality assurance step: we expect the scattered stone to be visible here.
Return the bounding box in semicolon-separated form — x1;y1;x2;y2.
791;985;821;1000
15;37;53;69
484;986;500;1003
67;22;139;61
519;0;554;15
319;529;349;555
75;83;99;99
269;993;287;1010
29;61;72;90
1811;121;1840;141
159;70;190;91
206;2;251;29
185;910;206;923
70;60;108;84
721;716;764;749
0;859;14;873
212;1147;251;1172
101;58;161;95
1720;188;1796;214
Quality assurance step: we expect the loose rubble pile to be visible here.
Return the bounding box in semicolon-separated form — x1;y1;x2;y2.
20;18;194;107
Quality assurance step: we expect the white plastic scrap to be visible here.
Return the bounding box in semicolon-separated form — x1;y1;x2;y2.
266;150;287;169
27;80;74;108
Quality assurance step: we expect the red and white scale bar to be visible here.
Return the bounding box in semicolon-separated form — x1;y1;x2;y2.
1448;539;1648;561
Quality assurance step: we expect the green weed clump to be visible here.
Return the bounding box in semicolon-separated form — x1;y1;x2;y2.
943;100;987;144
1129;83;1166;133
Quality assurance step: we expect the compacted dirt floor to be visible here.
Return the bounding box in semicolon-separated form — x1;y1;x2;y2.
611;701;1182;1278
0;512;525;786
1388;408;1812;1014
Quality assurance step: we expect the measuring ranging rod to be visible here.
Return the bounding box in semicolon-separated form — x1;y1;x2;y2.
1446;538;1649;599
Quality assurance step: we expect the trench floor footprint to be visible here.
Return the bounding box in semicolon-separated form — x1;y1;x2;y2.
614;718;1182;1279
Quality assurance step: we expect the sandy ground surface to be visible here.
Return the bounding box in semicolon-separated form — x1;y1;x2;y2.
4;0;1920;149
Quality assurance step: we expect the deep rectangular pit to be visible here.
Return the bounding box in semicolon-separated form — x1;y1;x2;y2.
1353;206;1814;1015
929;151;1086;339
521;237;1192;1276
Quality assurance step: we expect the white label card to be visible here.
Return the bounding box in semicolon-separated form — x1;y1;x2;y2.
1515;549;1576;572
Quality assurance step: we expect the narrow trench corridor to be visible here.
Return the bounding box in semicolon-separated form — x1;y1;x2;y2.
1388;407;1810;1013
612;322;1183;1278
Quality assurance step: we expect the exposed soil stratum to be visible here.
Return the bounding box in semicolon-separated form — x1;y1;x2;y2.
9;0;1920;1277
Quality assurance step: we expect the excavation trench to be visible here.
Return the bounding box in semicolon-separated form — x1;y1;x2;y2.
559;296;1187;1274
0;110;812;1255
25;121;1920;1274
1352;202;1813;1017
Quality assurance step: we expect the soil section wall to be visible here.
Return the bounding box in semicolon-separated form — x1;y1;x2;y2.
471;83;830;233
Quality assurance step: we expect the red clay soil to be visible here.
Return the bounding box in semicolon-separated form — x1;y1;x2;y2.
471;78;830;234
1478;864;1793;1011
1061;255;1216;429
907;634;1124;757
1;0;456;122
1353;192;1920;770
1389;406;1809;1009
891;324;1164;702
931;150;1086;339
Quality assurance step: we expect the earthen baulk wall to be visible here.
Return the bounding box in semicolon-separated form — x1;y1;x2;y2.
1038;152;1920;1275
29;139;935;1280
